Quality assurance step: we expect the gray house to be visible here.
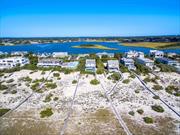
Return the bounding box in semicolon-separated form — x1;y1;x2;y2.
107;60;119;72
85;59;96;72
120;57;136;70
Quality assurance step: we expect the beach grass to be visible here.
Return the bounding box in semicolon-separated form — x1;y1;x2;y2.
72;44;118;50
121;42;180;49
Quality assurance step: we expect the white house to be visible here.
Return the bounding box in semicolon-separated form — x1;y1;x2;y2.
120;58;136;70
136;57;154;69
107;60;119;72
37;58;63;67
149;50;164;58
0;57;29;70
85;59;96;72
52;52;68;58
125;51;138;58
96;52;114;58
61;61;79;69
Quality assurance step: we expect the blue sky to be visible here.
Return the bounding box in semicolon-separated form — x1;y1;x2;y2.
0;0;180;37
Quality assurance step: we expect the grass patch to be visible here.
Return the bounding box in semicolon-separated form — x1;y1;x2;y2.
152;85;163;90
43;93;53;102
122;79;130;84
72;44;118;50
128;111;135;116
45;82;57;89
143;117;153;124
0;108;10;116
53;73;60;77
137;109;144;115
72;80;77;84
110;72;121;81
151;105;164;113
165;85;179;96
0;83;8;91
94;109;111;122
153;95;160;100
40;108;53;118
90;79;100;85
6;79;14;83
53;97;59;101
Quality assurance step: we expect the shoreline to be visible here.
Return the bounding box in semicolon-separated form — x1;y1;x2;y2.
120;42;180;49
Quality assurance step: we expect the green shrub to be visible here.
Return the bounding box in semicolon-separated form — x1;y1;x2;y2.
45;83;57;89
110;73;121;81
165;85;178;95
153;95;160;100
40;108;53;118
135;90;140;93
72;80;77;84
6;79;14;83
11;90;17;94
53;97;59;101
44;93;53;102
53;73;60;77
90;79;100;85
129;74;135;79
0;84;8;90
128;111;135;116
137;109;144;114
96;68;104;74
22;76;32;82
41;71;46;75
143;117;153;124
122;79;130;84
151;105;164;113
152;85;163;90
0;108;10;116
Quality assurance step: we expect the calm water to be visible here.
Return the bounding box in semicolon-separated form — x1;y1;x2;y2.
0;42;179;54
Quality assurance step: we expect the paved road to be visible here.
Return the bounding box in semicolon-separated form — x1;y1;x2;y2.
60;74;81;135
0;70;53;119
98;73;132;135
131;71;180;118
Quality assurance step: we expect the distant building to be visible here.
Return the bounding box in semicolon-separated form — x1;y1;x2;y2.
0;57;29;70
85;59;96;72
96;52;114;58
37;58;63;67
61;61;79;69
149;50;164;58
125;51;138;58
156;57;179;66
107;60;119;72
125;51;144;58
167;53;177;58
11;51;28;56
120;58;136;70
52;52;68;58
136;57;154;69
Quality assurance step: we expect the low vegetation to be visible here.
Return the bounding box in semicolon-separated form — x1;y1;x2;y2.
165;85;179;96
151;105;164;113
122;79;130;84
0;83;8;91
45;82;57;89
0;108;10;116
152;85;163;90
137;109;144;115
72;80;77;84
43;93;53;102
143;117;153;124
53;73;60;77
110;72;121;81
40;108;53;118
153;95;160;100
90;79;100;85
128;111;135;116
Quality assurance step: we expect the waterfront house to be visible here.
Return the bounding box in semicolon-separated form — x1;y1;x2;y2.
156;57;179;66
125;51;138;58
167;53;177;58
120;58;136;70
37;58;63;67
85;59;96;72
96;52;114;59
11;51;28;56
136;57;154;69
137;52;145;58
61;61;79;69
0;57;29;70
52;52;68;58
149;50;164;58
107;60;119;72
